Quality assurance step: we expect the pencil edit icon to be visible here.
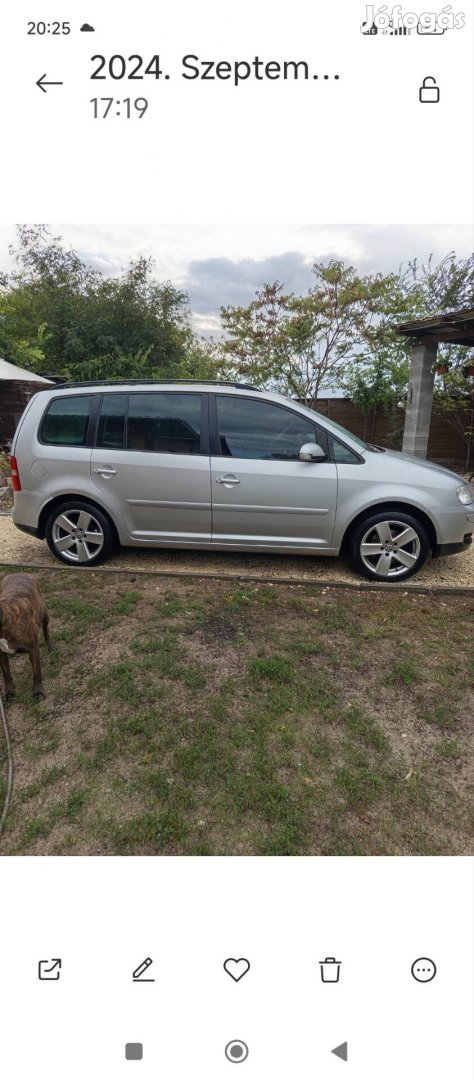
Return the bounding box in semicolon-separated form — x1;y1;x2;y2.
133;958;155;982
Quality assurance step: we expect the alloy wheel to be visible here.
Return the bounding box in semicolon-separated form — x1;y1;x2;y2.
359;518;421;578
51;509;105;564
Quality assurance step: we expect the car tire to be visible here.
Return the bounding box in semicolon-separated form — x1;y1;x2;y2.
349;510;430;582
45;500;116;567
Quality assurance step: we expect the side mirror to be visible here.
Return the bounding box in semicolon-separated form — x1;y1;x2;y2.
298;442;326;462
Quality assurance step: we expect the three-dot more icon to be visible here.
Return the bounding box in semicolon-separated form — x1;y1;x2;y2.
411;957;437;982
225;1040;249;1063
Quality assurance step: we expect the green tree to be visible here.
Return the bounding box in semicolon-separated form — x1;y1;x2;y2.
402;251;474;319
219;261;396;406
0;225;198;379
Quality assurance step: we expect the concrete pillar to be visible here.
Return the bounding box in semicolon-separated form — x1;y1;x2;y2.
402;342;438;458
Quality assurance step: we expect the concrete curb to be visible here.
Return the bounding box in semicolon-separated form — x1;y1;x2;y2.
1;559;473;595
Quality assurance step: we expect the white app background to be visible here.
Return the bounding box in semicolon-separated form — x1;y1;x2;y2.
0;856;472;1077
0;0;472;222
0;3;472;1078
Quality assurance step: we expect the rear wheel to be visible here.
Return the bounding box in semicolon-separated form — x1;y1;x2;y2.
349;511;430;582
45;500;115;566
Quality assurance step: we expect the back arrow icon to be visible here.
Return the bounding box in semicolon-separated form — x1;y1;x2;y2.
36;74;64;93
331;1042;348;1062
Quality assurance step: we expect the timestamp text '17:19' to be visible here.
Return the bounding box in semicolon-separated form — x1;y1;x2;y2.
90;98;149;118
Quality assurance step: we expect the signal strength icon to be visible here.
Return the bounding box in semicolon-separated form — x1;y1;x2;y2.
362;22;412;35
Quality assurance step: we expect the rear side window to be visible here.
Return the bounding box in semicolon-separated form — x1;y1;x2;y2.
97;394;126;449
41;396;93;446
127;393;201;454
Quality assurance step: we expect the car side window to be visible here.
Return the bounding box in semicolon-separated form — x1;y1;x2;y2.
215;396;322;460
330;437;361;464
126;393;202;454
41;395;93;446
97;394;127;449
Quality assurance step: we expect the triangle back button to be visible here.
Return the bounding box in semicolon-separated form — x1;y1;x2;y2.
331;1042;348;1062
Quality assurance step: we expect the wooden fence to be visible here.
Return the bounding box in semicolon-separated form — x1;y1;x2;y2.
0;383;471;466
315;398;470;467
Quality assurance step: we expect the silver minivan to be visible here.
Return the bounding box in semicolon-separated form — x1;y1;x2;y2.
10;380;474;581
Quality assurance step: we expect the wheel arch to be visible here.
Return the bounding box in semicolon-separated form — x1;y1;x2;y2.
340;502;437;556
38;494;120;546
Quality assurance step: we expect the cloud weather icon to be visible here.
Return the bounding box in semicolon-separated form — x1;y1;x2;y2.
80;24;95;32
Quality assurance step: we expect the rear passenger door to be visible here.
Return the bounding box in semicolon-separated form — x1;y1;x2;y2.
210;394;338;550
90;391;212;544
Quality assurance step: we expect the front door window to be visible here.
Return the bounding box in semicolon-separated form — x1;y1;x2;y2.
215;396;323;459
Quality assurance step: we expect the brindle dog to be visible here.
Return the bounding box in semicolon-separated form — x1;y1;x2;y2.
0;573;54;701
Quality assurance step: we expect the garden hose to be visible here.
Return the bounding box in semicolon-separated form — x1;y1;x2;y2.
0;693;13;842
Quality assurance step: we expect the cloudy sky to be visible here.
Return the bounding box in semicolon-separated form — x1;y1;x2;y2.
0;224;471;335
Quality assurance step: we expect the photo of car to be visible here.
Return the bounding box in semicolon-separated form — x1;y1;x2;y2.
10;379;473;581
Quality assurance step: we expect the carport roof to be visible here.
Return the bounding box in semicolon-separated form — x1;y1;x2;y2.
0;358;53;383
395;308;474;347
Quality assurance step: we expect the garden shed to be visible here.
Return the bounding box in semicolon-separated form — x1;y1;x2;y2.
0;358;53;447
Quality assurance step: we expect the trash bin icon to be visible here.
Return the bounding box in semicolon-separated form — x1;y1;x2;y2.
320;957;341;983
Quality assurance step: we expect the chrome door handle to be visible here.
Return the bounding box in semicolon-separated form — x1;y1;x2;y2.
216;475;240;484
93;467;117;476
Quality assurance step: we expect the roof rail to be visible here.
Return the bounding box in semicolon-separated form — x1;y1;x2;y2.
45;379;262;391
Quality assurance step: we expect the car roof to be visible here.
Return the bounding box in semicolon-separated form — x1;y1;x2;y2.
41;379;262;393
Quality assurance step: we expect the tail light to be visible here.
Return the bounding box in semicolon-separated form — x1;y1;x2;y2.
10;455;21;492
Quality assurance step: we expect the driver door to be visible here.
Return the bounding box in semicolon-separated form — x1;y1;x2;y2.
210;394;337;550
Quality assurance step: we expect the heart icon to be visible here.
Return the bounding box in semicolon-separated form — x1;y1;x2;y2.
223;958;250;982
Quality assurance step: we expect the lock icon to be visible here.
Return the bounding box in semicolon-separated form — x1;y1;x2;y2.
419;76;440;103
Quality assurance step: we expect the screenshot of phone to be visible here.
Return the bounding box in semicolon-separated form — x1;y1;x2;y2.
0;2;473;1077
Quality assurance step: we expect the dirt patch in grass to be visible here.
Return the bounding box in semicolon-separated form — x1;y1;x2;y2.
0;569;472;856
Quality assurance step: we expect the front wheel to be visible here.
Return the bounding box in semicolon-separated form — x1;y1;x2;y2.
349;511;430;582
45;501;115;566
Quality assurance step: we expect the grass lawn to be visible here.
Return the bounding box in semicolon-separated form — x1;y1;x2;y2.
0;568;472;856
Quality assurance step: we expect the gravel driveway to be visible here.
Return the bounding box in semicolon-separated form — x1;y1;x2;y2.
1;514;472;587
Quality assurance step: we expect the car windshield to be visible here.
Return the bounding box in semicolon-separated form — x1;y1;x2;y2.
292;401;370;450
